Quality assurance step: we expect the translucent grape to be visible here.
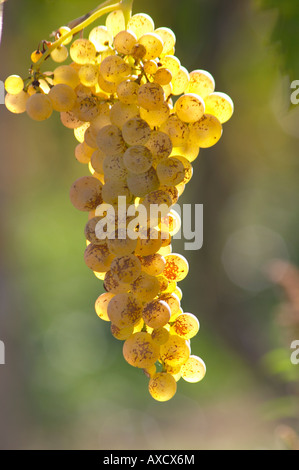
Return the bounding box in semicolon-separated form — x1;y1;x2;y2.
74;122;90;143
50;45;68;63
111;324;134;340
123;332;160;368
204;92;234;124
100;55;131;82
102;180;131;204
173;155;193;184
186;69;215;99
144;364;157;378
156;157;185;186
130;44;147;60
171;313;200;340
90;149;106;174
163;253;189;282
5;75;24;94
122;117;151;146
103;153;128;183
127;166;159;197
175;93;205;123
172;66;190;95
160;55;181;77
106;10;126;37
5;91;29;114
145;131;173;164
26;93;53;121
159;293;181;318
104;270;130;294
116;80;139;104
148;372;177;402
137;82;165;111
75;142;94;164
155;27;176;56
95;292;114;321
114;30;137;55
84;242;112;272
110;102;139;128
70;39;97;65
96;125;126;155
131;272;160;303
151;327;170;345
89;26;113;52
78;64;99;87
48;84;76;112
135;229;162;256
58;26;73;45
60;110;84;129
154;68;172;86
31;50;43;63
107;293;143;328
53;65;80;88
123;145;153;174
69;176;103;212
138;33;164;60
107;231;137;256
139;253;166;276
127;13;155;39
140;102;170;128
98;73;118;93
181;355;206;383
160;115;190;147
85;216;107;245
158;185;179;205
143;60;158;75
172;141;200;163
160;334;190;366
189;114;222;148
110;254;141;284
142;299;171;329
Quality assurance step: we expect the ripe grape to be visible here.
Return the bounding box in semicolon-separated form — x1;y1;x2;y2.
137;83;165;111
26;93;53;121
175;93;205;123
163;253;189;282
186;69;215;98
53;65;80;88
155;27;176;56
96;125;126;155
114;30;137;55
138;33;164;60
181;355;206;383
5;91;29;114
107;293;143;328
84;242;112;272
204;91;234;124
127;167;159;197
70;39;97;64
69;176;103;212
123;145;153;174
148;372;177;402
127;13;155;39
160;334;190;367
5;75;24;94
123;332;160;368
110;102;139;128
116;80;139;104
110;254;142;284
131;272;160;302
189;114;222;148
89;25;113;52
171;313;200;340
95;292;114;321
143;299;171;329
48;84;76;112
51;45;68;63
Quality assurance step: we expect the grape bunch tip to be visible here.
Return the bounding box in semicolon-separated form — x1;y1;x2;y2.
5;2;233;402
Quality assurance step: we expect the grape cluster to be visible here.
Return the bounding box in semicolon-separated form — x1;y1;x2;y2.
5;8;233;402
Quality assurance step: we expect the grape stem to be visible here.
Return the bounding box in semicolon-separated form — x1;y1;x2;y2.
31;0;135;75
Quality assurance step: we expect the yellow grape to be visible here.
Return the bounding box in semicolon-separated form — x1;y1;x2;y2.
103;153;128;183
50;45;68;63
160;55;181;77
143;60;158;75
122;117;151;146
100;55;131;83
85;216;107;245
151;327;170;345
145;131;173;164
70;39;97;65
106;10;126;37
90;149;106;174
189;114;222;148
53;65;80;88
186;69;215;99
181;355;206;383
60;110;84;129
31;50;43;63
127;167;159;197
5;75;24;94
142;299;171;329
96;125;126;155
110;254;142;284
155;27;176;56
78;64;99;87
69;176;103;212
107;293;143;328
158;185;179;205
156;157;185;186
137;83;165;111
204;91;234;124
75;142;94;164
160;115;190;147
139;253;166;277
111;324;134;340
135;229;162;256
171;313;200;340
123;145;153;174
148;372;177;402
5;91;29;114
175;93;205;123
131;272;161;302
159;293;181;318
154;68;172;86
48;84;76;112
172;66;190;95
74;122;90;143
172;141;200;163
123;332;160;368
114;30;137;55
163;253;189;282
58;26;73;45
173;155;193;184
116;80;139;104
127;13;155;39
138;33;164;60
84;242;112;272
107;231;138;256
110;102;139;128
95;292;114;321
160;334;190;367
89;26;113;52
102;180;131;204
140;102;170;128
26;93;53;121
144;364;157;378
130;43;147;60
104;270;130;295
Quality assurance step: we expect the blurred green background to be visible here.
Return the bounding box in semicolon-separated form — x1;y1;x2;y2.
1;0;299;450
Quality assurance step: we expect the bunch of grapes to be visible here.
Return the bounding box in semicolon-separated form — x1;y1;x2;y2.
4;4;233;402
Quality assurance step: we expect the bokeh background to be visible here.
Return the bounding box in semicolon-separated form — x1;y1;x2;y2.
1;0;299;450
